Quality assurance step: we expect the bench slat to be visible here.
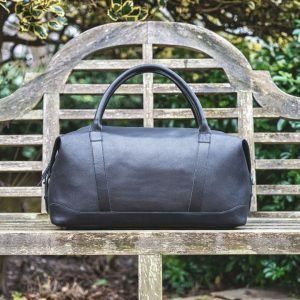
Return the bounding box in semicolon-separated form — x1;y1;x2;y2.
254;133;300;144
0;135;43;145
256;185;300;195
1;133;297;146
1;185;298;198
0;161;42;171
256;159;300;170
0;215;299;255
0;187;41;197
14;108;290;121
62;83;234;94
251;212;300;218
58;108;238;120
73;59;220;70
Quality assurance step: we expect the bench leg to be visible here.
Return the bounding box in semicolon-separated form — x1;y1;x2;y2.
138;254;162;300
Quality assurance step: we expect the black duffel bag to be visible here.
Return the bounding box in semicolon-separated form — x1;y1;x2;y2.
42;64;252;229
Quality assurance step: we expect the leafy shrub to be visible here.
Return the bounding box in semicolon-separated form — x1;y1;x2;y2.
163;256;300;296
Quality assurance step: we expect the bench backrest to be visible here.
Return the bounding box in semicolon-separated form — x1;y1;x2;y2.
0;22;299;215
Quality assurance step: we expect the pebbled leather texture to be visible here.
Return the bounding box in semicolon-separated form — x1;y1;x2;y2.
45;64;252;229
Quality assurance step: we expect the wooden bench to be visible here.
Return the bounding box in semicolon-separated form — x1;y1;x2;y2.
0;22;299;299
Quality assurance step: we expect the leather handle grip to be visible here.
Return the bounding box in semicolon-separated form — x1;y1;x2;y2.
92;64;210;132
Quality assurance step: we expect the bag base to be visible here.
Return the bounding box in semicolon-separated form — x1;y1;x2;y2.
49;203;249;229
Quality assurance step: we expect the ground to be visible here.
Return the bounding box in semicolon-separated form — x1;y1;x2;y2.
1;256;138;300
0;256;296;300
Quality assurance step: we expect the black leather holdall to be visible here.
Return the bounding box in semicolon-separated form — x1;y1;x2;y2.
42;64;252;229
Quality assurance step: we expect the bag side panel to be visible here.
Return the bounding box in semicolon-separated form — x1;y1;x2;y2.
199;133;252;212
48;130;99;212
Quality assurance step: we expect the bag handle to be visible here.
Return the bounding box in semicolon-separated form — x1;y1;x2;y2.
92;64;210;132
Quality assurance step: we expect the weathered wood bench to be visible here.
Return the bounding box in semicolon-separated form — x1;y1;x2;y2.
0;22;299;299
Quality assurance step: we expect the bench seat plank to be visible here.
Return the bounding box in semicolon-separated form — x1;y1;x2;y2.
0;214;299;255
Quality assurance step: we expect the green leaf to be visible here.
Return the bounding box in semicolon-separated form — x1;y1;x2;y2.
49;4;65;16
15;3;23;14
33;24;48;39
248;1;256;10
19;23;30;32
124;7;148;21
48;18;64;31
22;147;38;159
121;0;134;15
30;8;44;19
107;9;119;21
94;278;108;286
292;28;300;35
276;119;286;131
157;0;167;7
138;7;148;20
12;291;24;300
110;3;122;13
56;15;67;25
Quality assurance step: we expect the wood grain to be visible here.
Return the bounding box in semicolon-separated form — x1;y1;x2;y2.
0;161;42;172
0;135;43;145
139;255;162;300
143;44;154;128
0;187;41;197
73;58;220;70
254;133;300;144
257;185;300;195
237;92;256;211
0;215;300;255
61;83;234;94
13;107;295;120
42;93;60;212
256;160;300;170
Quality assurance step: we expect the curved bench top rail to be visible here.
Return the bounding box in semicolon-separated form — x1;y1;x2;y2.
0;21;299;122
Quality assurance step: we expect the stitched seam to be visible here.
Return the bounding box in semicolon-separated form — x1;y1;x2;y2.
188;135;210;212
198;141;211;211
50;202;248;215
100;135;112;211
187;132;200;212
89;133;102;211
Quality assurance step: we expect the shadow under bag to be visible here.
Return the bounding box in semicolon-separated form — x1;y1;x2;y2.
42;64;252;229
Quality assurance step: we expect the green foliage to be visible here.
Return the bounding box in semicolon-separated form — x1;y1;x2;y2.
163;256;300;296
1;0;299;42
11;291;25;300
12;0;67;39
163;257;195;294
249;19;300;96
0;60;26;98
107;0;148;21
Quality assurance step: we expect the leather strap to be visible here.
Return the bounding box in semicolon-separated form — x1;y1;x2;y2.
90;131;111;211
188;133;211;211
92;64;210;133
